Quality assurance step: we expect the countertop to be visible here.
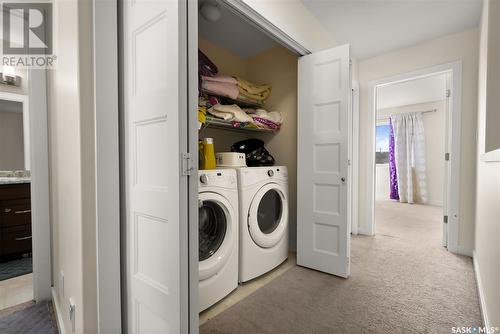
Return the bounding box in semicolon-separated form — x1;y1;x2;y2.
0;177;31;185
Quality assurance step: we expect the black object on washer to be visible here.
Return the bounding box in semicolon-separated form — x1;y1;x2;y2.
231;138;275;167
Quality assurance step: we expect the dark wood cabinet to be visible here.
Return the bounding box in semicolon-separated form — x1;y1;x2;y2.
0;183;32;261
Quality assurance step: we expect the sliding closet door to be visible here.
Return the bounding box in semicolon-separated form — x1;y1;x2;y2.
122;0;187;332
297;44;351;278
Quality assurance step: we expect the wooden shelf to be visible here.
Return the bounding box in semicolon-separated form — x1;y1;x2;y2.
201;116;279;133
200;89;264;108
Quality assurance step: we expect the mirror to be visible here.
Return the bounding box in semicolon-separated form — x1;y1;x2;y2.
0;98;29;171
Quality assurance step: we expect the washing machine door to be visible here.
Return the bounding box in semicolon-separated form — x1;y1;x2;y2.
248;183;288;248
198;192;235;281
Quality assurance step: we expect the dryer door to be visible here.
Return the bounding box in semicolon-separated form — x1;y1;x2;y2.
248;183;288;248
198;192;235;281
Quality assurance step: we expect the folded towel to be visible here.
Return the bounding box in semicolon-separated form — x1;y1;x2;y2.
207;104;254;123
201;80;239;100
236;77;271;102
249;108;283;124
201;75;238;85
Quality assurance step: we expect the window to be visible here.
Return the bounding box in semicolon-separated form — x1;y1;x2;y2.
376;124;390;164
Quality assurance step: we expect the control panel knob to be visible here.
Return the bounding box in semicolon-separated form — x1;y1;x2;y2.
200;174;208;184
267;170;274;177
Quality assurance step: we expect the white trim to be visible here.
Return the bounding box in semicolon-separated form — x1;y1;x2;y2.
473;251;491;329
481;148;500;162
187;1;200;333
93;0;122;332
219;0;310;56
365;62;462;256
28;69;52;301
350;81;359;235
52;288;67;334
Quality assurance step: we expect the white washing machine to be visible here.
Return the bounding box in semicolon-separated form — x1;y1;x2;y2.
198;169;239;312
237;166;289;282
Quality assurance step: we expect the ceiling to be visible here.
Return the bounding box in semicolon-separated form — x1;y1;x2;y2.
198;0;279;59
376;74;447;110
302;0;482;60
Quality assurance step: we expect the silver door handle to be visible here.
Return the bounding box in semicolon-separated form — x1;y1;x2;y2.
15;236;32;241
15;209;31;214
4;208;11;213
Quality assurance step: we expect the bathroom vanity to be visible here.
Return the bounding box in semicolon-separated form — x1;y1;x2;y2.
0;179;31;261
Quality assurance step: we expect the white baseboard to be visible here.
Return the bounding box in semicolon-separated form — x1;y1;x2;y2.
456;245;473;257
473;251;490;329
357;227;373;236
52;287;67;334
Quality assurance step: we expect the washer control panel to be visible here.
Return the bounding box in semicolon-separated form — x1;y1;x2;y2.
198;170;237;188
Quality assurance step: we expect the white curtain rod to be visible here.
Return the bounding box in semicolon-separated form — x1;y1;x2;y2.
377;108;437;120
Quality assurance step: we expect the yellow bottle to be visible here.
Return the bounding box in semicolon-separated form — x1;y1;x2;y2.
199;137;216;170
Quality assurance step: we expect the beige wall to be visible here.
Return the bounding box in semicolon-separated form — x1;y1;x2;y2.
377;101;446;206
47;0;97;332
358;29;479;253
474;0;500;328
0;110;24;170
198;39;299;249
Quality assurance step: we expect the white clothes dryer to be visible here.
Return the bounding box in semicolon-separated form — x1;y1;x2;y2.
237;166;289;282
198;169;239;312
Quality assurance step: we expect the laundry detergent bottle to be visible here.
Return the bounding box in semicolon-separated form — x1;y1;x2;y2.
199;137;216;170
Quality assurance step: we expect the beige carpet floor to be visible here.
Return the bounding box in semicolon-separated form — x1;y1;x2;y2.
200;201;481;334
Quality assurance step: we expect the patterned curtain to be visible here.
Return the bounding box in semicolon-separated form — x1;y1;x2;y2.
390;112;428;204
389;120;399;200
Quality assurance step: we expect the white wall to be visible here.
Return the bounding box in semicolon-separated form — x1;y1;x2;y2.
358;29;479;253
376;101;446;206
474;0;500;328
47;0;97;332
242;0;335;52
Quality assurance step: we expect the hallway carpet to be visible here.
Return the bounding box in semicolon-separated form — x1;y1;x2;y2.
200;201;482;334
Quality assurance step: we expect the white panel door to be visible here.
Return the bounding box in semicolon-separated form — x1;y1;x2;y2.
123;0;182;332
297;44;351;278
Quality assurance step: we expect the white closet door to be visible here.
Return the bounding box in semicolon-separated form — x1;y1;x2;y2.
123;0;182;332
297;44;351;278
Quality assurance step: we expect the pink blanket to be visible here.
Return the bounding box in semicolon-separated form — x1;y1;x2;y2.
201;75;237;85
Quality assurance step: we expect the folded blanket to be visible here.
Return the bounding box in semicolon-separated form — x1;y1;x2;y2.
253;109;283;124
201;75;237;85
236;77;271;102
201;80;239;100
252;116;280;130
207;104;254;123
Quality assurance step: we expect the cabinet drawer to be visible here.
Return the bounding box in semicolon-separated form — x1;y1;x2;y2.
2;225;32;256
1;201;31;227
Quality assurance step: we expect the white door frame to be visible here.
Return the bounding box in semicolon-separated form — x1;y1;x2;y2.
93;0;121;331
0;78;51;302
366;61;462;254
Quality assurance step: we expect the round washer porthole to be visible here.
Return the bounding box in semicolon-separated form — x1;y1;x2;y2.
198;192;235;281
248;183;288;249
